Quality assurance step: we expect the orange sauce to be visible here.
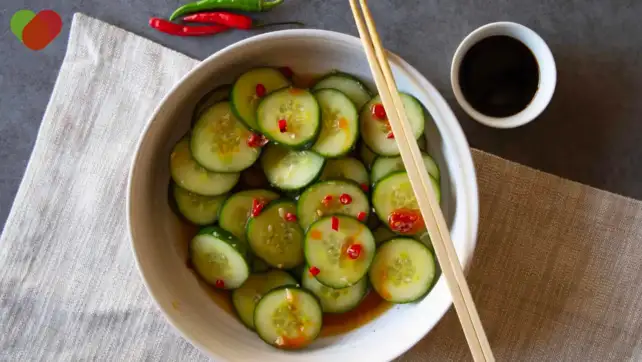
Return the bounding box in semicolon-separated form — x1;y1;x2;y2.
179;224;392;336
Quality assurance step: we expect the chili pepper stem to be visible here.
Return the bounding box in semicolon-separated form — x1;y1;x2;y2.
261;0;284;11
170;0;285;21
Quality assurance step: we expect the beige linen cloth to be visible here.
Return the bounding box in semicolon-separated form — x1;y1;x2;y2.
1;13;641;362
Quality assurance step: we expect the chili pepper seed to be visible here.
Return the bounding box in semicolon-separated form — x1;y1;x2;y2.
322;195;333;207
339;193;352;205
346;244;362;259
357;211;367;222
256;83;266;97
372;103;387;120
285;212;297;222
309;266;320;276
278;119;287;133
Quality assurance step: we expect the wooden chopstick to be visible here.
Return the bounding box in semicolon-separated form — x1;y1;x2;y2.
348;1;495;361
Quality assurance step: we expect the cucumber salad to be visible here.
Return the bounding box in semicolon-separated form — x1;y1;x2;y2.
168;66;441;350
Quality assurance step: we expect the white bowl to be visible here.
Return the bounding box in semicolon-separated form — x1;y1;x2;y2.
451;22;557;129
128;29;479;362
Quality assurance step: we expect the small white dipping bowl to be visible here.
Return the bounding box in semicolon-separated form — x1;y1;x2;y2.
128;29;479;362
451;22;557;129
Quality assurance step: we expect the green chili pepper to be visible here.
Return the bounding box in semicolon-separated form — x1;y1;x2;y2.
169;0;284;21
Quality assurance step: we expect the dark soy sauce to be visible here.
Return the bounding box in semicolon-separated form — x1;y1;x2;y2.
459;35;539;118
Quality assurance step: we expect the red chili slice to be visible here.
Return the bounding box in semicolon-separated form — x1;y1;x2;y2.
356;211;367;222
246;133;268;148
285;212;297;222
309;266;320;276
331;216;339;231
251;198;266;217
346;244;362;259
321;195;333;207
372;103;387;120
386;131;395;139
278;119;287;133
388;208;424;234
360;183;369;192
215;279;225;288
256;83;266;97
339;193;352;205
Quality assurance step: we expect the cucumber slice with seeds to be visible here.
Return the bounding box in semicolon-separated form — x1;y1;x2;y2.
257;88;320;149
369;237;435;303
312;72;372;110
297;180;370;231
190;226;249;289
246;201;305;269
254;287;323;349
360;93;425;156
304;215;376;288
232;270;298;330
170;136;239;196
301;265;368;313
172;183;227;225
372;171;440;236
261;144;325;191
232;67;291;130
219;189;280;241
371;152;440;185
191;101;260;173
318;157;369;188
193;84;231;121
311;89;359;157
359;142;377;169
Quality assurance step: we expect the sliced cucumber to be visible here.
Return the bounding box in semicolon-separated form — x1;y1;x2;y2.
318;157;369;188
301;265;368;313
170;136;240;196
312;72;372;110
193;84;231;121
359;142;378;169
260;144;325;191
232;270;298;330
310;89;359;157
257;88;321;149
246;201;305;269
231;67;291;130
189;226;249;289
372;171;440;236
369;238;435;303
371;152;440;185
304;215;376;288
219;189;280;241
254;287;323;349
297;180;370;231
373;226;396;245
172;183;227;225
191;101;260;173
360;93;425;156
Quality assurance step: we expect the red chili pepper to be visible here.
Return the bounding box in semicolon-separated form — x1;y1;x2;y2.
331;216;339;231
360;183;369;192
182;12;304;30
278;119;287;133
309;266;320;276
256;83;266;97
215;279;225;288
285;212;297;222
346;244;362;259
322;195;333;207
387;131;395;139
251;198;266;217
356;211;367;222
388;208;424;234
372;103;387;120
247;133;268;147
339;193;352;205
279;66;294;79
149;17;229;36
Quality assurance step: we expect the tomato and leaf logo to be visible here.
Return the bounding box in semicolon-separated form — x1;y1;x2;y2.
11;10;62;51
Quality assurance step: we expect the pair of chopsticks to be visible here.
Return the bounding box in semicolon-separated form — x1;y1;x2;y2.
348;1;495;361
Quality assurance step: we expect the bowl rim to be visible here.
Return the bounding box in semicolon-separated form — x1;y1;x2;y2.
127;28;479;361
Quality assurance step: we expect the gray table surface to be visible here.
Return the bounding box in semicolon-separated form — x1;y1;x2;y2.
1;0;641;230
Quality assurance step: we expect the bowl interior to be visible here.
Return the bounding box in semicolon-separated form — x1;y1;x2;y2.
129;30;478;362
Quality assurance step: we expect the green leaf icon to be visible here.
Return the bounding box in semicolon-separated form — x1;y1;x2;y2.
11;9;36;42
